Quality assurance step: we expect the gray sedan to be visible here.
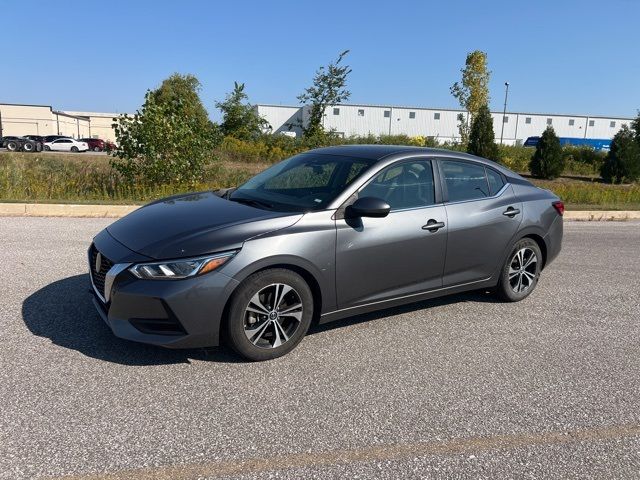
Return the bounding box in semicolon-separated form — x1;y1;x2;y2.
89;145;563;361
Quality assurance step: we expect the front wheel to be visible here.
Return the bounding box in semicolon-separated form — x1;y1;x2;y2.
71;146;79;152
496;238;542;302
44;145;51;151
225;269;313;361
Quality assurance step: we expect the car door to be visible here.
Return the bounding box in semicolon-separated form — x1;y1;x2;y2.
52;139;70;151
335;158;447;309
438;158;523;286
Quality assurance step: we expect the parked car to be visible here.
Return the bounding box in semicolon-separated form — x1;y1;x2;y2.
88;145;564;361
44;137;89;153
43;135;67;143
79;138;106;152
1;135;42;152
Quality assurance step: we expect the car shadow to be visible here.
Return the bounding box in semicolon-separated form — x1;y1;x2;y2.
21;274;241;366
308;289;500;336
22;275;500;365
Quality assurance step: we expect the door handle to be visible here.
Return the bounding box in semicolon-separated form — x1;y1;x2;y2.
503;207;521;217
422;219;445;232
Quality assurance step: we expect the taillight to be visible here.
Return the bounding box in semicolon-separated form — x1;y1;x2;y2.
552;201;565;216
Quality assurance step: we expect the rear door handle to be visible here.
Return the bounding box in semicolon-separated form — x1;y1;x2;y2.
503;207;521;217
422;219;445;232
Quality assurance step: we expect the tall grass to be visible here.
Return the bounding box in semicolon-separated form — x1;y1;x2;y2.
0;153;258;204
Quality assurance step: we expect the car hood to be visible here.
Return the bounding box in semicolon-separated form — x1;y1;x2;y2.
106;191;302;259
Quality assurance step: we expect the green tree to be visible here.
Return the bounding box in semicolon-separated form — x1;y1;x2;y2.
298;50;352;137
450;50;491;145
110;73;218;186
631;111;640;146
468;104;499;161
216;82;270;140
529;126;564;179
601;125;640;183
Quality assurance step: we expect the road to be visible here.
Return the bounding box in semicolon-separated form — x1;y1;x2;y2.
1;217;639;479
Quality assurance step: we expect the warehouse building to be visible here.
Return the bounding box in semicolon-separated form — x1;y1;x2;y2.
256;104;634;145
0;103;123;141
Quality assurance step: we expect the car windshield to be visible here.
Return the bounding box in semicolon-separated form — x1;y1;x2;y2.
229;153;376;213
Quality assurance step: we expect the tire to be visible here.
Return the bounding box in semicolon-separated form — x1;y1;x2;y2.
225;269;314;361
36;142;43;152
23;141;35;152
496;238;542;302
6;141;18;152
44;145;51;151
71;146;79;152
93;146;101;152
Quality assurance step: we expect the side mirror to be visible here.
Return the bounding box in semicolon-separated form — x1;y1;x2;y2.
346;197;391;218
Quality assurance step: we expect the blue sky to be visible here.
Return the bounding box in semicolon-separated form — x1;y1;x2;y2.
1;0;638;119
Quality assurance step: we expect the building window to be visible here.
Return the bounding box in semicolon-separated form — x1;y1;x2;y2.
503;116;509;123
409;111;416;119
546;118;553;125
333;108;340;116
589;120;595;127
610;121;616;128
357;109;364;117
434;112;441;120
525;117;532;124
569;119;575;126
384;110;391;118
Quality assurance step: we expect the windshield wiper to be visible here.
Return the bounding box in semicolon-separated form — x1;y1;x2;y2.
229;197;274;210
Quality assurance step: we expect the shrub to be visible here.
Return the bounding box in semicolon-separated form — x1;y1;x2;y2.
497;145;531;172
561;146;605;176
110;74;218;186
529;126;564;179
468;104;499;161
601;125;640;183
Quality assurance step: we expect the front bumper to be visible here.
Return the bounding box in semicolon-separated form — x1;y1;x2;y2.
89;230;239;348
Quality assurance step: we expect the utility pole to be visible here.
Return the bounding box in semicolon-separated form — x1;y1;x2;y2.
500;82;510;145
0;108;3;138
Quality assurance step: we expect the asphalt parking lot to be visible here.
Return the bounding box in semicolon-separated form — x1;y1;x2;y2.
1;217;639;479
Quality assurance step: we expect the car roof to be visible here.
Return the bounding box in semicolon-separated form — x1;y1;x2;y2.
310;144;493;163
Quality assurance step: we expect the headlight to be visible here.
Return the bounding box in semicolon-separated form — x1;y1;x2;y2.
129;251;237;280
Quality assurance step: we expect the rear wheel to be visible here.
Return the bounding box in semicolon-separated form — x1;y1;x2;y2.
93;146;101;152
496;238;542;302
71;146;79;152
6;141;18;151
23;141;35;152
225;269;313;361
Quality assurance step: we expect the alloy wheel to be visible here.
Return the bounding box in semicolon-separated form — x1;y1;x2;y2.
243;283;303;349
508;247;538;294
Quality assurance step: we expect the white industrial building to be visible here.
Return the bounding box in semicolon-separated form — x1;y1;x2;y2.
256;104;634;145
0;103;125;141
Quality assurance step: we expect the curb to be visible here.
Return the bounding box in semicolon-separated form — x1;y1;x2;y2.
0;203;639;221
0;203;139;218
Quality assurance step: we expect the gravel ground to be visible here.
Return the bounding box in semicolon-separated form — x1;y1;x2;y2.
0;217;639;479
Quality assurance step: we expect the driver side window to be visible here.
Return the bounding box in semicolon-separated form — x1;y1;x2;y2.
359;159;435;210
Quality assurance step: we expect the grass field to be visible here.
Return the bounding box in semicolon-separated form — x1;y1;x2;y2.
1;151;639;210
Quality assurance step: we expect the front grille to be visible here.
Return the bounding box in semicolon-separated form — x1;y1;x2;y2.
89;244;114;301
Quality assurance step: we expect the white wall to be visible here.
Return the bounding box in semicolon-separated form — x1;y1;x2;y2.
257;104;633;145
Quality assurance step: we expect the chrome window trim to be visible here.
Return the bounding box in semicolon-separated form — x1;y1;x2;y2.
442;182;510;206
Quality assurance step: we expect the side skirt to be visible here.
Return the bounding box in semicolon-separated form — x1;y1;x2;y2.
319;277;497;324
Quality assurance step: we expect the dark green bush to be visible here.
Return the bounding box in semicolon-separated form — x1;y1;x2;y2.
529;127;564;179
601;125;640;183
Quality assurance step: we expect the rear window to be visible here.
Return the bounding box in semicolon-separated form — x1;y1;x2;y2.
486;168;506;195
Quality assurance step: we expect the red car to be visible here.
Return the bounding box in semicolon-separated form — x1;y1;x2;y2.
79;138;108;152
